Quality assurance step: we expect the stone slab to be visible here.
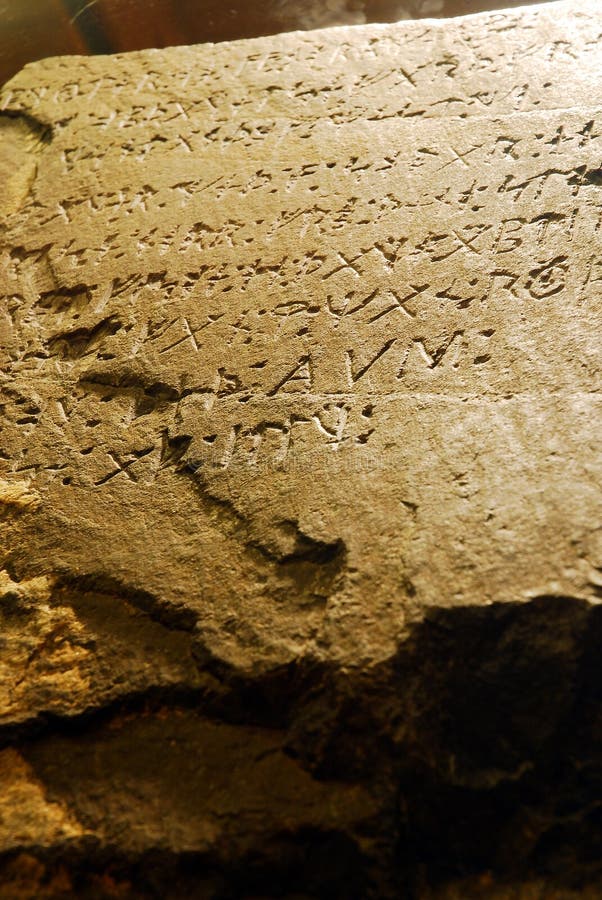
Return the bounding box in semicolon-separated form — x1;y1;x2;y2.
0;2;600;897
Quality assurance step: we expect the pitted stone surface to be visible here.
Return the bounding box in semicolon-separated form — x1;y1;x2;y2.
0;2;601;897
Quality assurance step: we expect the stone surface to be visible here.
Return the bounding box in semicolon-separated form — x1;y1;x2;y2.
0;1;601;897
0;1;559;90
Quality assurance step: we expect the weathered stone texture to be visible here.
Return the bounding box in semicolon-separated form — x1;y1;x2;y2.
0;1;601;897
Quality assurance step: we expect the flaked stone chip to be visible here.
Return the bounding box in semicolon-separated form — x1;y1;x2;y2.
0;1;601;897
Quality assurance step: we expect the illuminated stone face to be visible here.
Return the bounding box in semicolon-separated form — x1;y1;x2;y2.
0;2;600;896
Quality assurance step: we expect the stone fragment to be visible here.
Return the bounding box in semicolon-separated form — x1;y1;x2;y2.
0;1;600;897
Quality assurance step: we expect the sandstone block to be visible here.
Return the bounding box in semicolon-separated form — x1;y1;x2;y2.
0;2;600;896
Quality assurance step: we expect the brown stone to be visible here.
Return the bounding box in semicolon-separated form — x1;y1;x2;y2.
0;0;562;90
0;1;601;897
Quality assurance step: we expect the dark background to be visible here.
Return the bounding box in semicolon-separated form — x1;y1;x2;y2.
0;0;558;87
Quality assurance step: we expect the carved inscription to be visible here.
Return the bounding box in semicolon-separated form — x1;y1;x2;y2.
1;101;601;487
2;1;602;163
